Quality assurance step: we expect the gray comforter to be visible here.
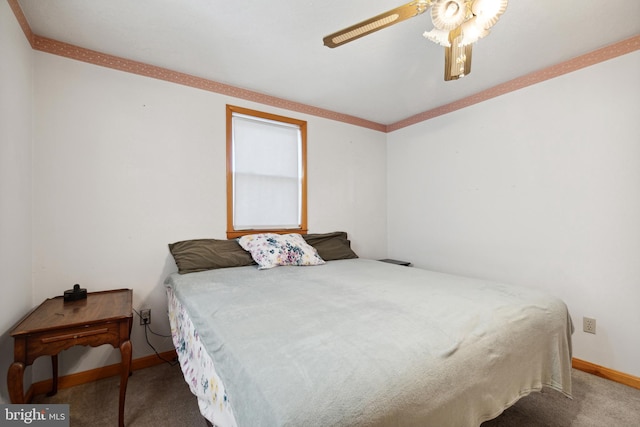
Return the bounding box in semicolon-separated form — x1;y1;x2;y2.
165;259;573;427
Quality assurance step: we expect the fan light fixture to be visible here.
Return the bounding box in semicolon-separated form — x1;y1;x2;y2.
323;0;508;81
424;0;508;79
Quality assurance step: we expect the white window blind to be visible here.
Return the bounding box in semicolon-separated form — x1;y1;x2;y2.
231;112;303;230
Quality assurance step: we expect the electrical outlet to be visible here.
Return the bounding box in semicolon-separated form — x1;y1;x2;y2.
140;309;151;325
583;317;596;334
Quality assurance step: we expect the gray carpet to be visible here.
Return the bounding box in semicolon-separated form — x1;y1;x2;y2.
34;363;640;426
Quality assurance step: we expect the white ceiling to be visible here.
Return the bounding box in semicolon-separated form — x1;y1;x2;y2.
17;0;640;126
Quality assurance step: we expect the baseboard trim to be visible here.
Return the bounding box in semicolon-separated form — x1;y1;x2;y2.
25;353;638;401
27;350;178;401
573;357;640;390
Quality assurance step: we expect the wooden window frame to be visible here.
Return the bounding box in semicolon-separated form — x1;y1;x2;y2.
226;105;308;239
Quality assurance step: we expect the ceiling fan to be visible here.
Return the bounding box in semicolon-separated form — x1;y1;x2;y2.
323;0;508;81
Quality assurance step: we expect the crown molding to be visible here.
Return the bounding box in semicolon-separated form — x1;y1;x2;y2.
8;0;639;134
387;34;640;132
29;34;386;133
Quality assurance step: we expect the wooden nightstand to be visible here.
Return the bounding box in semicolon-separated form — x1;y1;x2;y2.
8;289;133;427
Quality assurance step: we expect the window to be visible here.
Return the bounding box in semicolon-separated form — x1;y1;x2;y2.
226;105;307;239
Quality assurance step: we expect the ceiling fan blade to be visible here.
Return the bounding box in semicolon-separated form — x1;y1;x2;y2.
444;28;472;81
323;1;430;48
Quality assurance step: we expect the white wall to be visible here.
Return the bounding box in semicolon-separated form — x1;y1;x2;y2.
31;52;387;378
388;51;640;377
0;0;34;402
6;1;637;388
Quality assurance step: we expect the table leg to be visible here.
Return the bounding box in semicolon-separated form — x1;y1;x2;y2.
47;354;59;396
118;339;132;427
127;318;133;377
7;362;25;404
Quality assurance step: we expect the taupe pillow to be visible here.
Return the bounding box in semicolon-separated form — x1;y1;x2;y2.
303;232;358;261
168;239;255;274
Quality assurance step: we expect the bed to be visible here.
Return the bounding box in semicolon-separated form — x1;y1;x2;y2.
165;233;573;427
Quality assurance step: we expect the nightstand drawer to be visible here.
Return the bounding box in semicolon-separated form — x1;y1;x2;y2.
25;322;121;362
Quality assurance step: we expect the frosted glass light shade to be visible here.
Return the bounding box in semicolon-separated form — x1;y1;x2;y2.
459;16;491;46
431;0;467;31
423;28;451;47
472;0;508;29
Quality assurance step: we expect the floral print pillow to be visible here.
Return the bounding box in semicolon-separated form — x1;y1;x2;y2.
238;233;326;270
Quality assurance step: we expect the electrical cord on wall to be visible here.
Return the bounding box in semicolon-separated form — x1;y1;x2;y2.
133;308;179;367
144;325;179;366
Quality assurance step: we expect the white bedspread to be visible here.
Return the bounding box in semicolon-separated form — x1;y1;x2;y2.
165;259;573;427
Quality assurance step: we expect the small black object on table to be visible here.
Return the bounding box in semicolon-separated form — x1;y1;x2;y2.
378;258;412;267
